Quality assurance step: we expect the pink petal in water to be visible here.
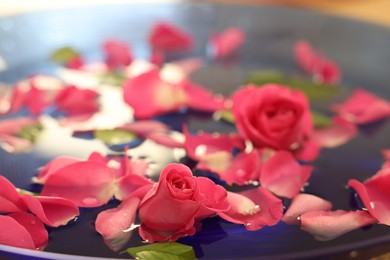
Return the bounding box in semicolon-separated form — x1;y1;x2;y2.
0;214;36;250
260;151;312;198
218;187;283;231
300;210;377;241
331;88;390;125
209;27;245;59
282;193;333;225
40;161;115;208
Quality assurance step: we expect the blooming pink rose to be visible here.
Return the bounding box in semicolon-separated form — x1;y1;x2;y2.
138;163;228;242
232;84;312;151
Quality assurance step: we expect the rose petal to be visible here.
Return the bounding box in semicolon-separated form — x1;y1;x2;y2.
123;69;187;119
8;212;48;250
40;161;115;208
209;27;245;59
294;40;341;84
115;175;154;201
54;86;99;117
184;83;227;112
119;120;169;137
197;149;262;186
0;133;33;153
0;117;38;135
95;196;141;251
282;194;333;224
0;215;36;249
33;156;80;184
146;131;185;148
260;151;312;198
103;39;132;69
218;187;283;231
331;88;390;124
312;117;357;148
294;139;320;162
21;195;79;227
0;176;27;213
300;210;377;241
348;169;390;225
195;177;229;219
149;21;193;52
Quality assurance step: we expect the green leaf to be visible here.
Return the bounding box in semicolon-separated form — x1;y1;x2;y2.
124;242;196;260
214;109;235;124
50;47;80;64
99;72;127;86
94;129;137;145
312;110;332;128
16;123;43;143
246;70;342;101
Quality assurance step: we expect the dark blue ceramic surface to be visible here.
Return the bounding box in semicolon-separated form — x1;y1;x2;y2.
1;3;390;259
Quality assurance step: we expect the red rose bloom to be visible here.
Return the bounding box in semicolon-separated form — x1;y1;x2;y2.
232;84;312;150
138;163;228;242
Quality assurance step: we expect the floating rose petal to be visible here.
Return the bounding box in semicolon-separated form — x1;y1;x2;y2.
9;85;47;116
0;176;27;212
311;117;357;148
294;40;341;84
184;126;244;161
195;177;229;219
123;69;187;119
21;195;79;227
260;151;312;198
209;27;245;59
0;214;36;249
184;83;227;112
294;139;320;162
33;156;80;184
146;131;185;148
197;149;262;186
7;212;48;250
103;39;132;69
218;187;283;231
54;86;99;117
332;88;390;125
149;21;193;52
115;175;154;201
95;196;141;251
348;169;390;226
0;133;33;153
282;194;332;225
40;161;115;208
300;210;377;241
119;120;169;137
0;117;38;135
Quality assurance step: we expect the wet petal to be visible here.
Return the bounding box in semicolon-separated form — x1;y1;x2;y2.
115;175;154;201
123;69;186;119
95;196;141;251
149;21;193;52
209;27;245;59
0;215;36;249
260;151;313;198
282;194;333;224
22;195;79;227
331;88;390;124
40;161;115;208
195;177;229;219
218;187;283;231
312;117;357;148
33;156;80;184
8;212;48;250
103;39;132;69
184;83;227;112
300;210;377;241
294;40;341;84
348;169;390;225
0;176;26;212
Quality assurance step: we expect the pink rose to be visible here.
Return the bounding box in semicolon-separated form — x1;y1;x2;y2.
138;163;228;242
232;84;312;150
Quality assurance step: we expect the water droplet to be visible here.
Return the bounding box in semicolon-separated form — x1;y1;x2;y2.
370;202;375;209
30;220;36;225
236;169;246;177
81;197;98;206
246;223;251;226
252;181;259;186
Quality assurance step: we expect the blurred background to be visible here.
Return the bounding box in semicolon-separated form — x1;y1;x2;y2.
0;0;389;27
